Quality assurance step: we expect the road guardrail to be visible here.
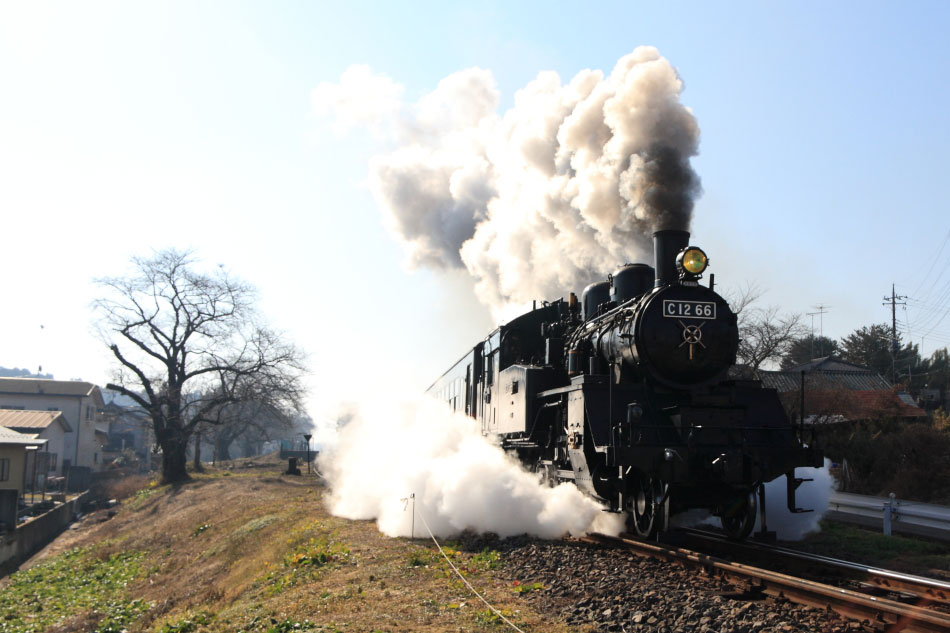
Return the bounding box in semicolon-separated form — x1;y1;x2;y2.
827;491;950;541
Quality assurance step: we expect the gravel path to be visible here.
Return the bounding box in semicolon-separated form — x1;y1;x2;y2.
464;535;859;633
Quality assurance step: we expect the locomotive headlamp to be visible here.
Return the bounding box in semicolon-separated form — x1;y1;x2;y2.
677;247;709;277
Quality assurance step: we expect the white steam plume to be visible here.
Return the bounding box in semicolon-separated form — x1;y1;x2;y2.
313;47;701;317
754;459;833;541
673;459;833;541
317;395;624;539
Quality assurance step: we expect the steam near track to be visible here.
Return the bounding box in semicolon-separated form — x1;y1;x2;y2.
674;460;834;541
313;47;701;318
316;398;830;540
757;459;833;540
316;396;625;539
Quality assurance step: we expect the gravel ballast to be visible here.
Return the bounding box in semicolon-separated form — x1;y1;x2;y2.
463;535;859;633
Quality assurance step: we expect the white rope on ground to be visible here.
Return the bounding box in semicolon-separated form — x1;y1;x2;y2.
407;496;529;633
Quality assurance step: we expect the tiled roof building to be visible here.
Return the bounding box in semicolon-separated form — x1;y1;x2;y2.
754;357;926;423
0;409;71;477
0;409;72;433
0;378;100;398
0;378;104;474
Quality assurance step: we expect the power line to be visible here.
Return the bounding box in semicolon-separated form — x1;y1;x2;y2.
911;228;950;299
908;281;950;332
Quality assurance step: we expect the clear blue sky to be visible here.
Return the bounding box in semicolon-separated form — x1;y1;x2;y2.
1;1;948;415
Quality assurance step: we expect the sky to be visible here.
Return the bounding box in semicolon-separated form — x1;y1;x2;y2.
1;1;949;419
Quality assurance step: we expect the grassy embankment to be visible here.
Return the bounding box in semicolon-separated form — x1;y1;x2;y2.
791;520;950;578
0;463;575;633
3;460;950;632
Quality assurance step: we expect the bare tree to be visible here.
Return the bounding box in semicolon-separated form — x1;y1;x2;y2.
93;249;306;484
207;375;304;462
726;283;807;371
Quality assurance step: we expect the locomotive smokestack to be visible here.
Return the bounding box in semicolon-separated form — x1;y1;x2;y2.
653;229;690;287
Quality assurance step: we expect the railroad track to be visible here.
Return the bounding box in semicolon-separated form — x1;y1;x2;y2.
679;528;950;608
580;532;950;633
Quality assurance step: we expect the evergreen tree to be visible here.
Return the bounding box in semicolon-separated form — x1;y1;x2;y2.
838;323;920;382
781;335;840;369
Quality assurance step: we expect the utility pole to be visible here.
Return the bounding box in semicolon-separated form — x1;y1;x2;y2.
882;284;907;383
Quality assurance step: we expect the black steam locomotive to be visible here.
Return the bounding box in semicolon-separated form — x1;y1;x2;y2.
427;230;821;539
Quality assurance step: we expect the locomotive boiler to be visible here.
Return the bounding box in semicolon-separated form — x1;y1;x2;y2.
427;230;822;539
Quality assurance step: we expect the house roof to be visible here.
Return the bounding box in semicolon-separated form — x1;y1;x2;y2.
783;356;877;373
0;409;72;432
758;370;892;392
756;356;891;392
0;425;47;447
0;377;103;402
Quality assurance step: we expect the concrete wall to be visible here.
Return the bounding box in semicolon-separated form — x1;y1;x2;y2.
0;491;88;577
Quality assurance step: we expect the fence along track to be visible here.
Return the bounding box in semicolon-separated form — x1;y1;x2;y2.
581;533;950;633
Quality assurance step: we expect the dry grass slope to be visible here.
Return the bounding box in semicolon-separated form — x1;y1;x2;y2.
8;465;582;633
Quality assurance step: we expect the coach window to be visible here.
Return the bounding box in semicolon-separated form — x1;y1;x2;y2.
465;365;471;413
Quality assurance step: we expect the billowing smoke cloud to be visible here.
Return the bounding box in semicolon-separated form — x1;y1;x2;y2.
313;47;701;316
317;395;625;539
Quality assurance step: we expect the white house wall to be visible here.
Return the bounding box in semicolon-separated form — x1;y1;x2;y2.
0;394;102;473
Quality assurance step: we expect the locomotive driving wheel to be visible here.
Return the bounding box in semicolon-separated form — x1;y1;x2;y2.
625;474;668;538
720;491;757;541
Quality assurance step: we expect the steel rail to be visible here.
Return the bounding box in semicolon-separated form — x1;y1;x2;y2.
581;533;950;633
679;528;950;606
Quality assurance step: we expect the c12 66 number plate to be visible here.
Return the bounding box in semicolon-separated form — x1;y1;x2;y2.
663;300;716;319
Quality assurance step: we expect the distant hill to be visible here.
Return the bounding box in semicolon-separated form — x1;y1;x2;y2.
0;366;53;379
